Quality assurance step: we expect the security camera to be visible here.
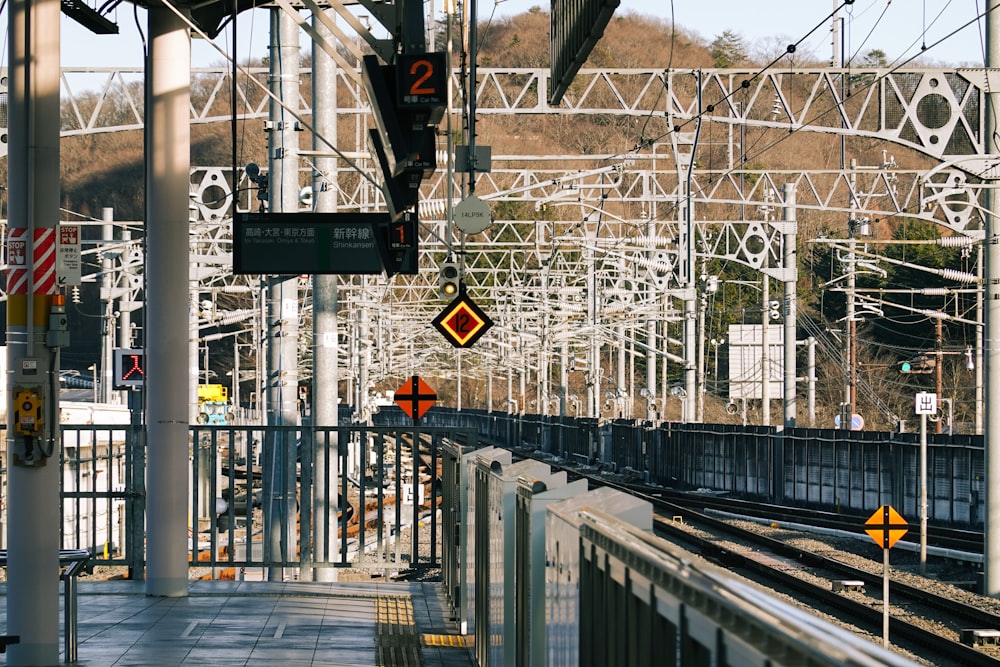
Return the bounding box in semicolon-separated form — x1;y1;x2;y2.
245;162;260;182
299;186;313;206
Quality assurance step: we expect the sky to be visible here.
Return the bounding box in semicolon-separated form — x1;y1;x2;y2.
22;0;1000;74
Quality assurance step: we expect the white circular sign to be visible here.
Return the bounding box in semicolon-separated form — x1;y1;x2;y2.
454;195;493;234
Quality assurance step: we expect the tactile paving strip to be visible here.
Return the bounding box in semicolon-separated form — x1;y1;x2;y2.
421;634;474;648
376;595;422;667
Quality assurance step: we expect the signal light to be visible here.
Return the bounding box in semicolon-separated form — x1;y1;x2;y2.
899;355;935;374
768;299;782;321
113;349;146;388
438;262;460;299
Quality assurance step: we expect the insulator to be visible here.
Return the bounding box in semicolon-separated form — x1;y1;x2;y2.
938;236;974;247
938;268;978;283
419;199;448;217
215;309;257;326
632;255;673;273
631;235;674;248
71;286;81;304
220;285;253;293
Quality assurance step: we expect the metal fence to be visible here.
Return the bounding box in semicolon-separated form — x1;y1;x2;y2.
460;412;986;529
12;409;989;578
24;422;478;577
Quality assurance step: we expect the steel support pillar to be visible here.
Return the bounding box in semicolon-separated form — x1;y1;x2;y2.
6;0;61;659
145;6;191;598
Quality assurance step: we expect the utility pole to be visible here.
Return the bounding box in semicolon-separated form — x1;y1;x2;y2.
984;0;1000;597
311;9;339;583
935;317;944;435
845;159;859;429
697;255;707;422
782;183;797;429
101;208;116;404
682;71;702;423
263;9;300;581
761;273;770;427
978;243;985;434
645;209;657;421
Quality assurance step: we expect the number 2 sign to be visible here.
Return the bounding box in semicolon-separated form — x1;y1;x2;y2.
396;52;447;108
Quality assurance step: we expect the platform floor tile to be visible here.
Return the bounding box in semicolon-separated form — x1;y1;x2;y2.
0;580;476;667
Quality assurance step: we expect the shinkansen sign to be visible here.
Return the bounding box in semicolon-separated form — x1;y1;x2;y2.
234;212;417;276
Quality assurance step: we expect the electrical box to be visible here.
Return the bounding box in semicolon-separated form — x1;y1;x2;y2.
13;387;43;436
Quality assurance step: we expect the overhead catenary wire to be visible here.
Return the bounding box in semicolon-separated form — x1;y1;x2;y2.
154;0;380;192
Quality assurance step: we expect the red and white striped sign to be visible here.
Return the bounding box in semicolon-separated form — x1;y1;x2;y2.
7;227;57;295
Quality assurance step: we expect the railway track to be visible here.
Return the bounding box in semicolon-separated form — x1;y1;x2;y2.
651;509;1000;666
520;451;1000;666
640;486;983;555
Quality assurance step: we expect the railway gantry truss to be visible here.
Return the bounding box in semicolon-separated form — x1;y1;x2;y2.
5;65;991;419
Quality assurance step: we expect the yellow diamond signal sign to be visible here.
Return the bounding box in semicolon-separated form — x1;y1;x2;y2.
432;293;493;348
865;505;908;550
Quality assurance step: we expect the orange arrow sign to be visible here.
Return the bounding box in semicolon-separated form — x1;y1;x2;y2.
394;376;437;423
865;505;908;550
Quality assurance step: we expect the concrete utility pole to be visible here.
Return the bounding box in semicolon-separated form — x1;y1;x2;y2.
986;0;1000;597
935;317;944;435
783;183;797;429
263;8;300;581
682;75;702;423
844;160;859;429
311;10;339;582
761;273;770;427
144;6;192;599
6;0;63;659
645;211;658;421
101;208;116;403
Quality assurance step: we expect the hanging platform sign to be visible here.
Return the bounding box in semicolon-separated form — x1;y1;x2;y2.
234;212;417;276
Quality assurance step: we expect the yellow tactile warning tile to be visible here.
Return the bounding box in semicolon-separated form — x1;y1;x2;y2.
421;633;474;648
376;595;422;667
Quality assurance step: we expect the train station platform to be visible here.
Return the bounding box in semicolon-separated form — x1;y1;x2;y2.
0;579;476;666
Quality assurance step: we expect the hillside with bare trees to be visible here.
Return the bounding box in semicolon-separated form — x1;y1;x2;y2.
3;9;974;429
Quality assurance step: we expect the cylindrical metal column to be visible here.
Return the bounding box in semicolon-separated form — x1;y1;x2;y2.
6;0;62;659
312;10;339;582
145;6;191;598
